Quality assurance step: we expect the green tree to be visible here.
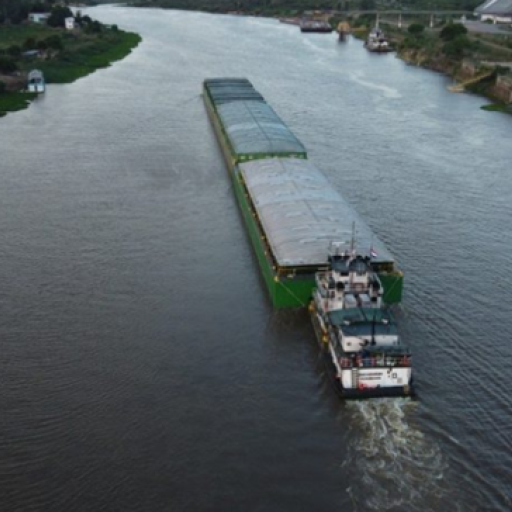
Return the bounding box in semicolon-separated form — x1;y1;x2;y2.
44;35;64;50
440;23;467;41
360;0;375;10
443;34;472;58
23;37;37;50
0;55;17;73
47;5;72;27
408;23;424;35
7;45;22;57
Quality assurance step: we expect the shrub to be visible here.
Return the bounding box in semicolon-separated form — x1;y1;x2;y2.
7;45;22;58
440;23;468;41
0;80;6;93
47;5;73;27
45;35;64;50
443;34;473;58
23;37;38;51
408;23;425;36
0;56;18;73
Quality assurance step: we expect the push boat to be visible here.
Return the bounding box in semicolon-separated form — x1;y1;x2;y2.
310;240;413;398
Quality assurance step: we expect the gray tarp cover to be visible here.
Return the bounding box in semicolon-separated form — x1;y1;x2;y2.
217;101;306;156
239;158;395;267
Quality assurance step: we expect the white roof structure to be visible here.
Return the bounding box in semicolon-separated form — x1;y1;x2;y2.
475;0;512;15
239;158;395;268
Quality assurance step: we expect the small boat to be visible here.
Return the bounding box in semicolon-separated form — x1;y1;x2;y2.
310;239;413;399
300;19;333;33
27;69;45;93
365;27;393;53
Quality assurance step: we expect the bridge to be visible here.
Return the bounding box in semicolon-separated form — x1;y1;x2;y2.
331;10;471;29
340;10;472;15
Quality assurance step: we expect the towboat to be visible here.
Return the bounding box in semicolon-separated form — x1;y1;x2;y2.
365;27;393;53
310;240;413;398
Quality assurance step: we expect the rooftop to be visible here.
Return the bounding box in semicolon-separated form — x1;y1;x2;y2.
475;0;512;15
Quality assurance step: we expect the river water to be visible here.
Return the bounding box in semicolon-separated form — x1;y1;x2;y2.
1;6;511;512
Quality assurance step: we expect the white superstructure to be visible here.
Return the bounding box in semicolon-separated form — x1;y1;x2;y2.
311;241;413;398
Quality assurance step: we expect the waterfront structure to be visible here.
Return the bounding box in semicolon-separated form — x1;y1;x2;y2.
475;0;512;23
203;78;404;308
65;17;76;30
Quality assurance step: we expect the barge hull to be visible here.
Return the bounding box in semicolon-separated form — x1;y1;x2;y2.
203;83;403;308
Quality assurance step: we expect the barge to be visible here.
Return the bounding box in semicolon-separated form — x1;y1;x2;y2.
300;19;333;33
203;78;403;308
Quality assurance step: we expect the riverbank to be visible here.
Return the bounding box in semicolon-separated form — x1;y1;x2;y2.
0;21;141;117
377;22;512;114
0;92;37;117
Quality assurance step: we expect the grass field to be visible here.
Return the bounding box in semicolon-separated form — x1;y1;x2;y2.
0;24;141;117
31;31;142;83
0;24;57;49
0;91;37;117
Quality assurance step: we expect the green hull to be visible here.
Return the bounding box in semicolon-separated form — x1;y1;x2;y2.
203;88;404;308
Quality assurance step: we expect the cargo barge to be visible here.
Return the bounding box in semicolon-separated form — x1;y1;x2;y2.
203;78;403;308
300;19;333;33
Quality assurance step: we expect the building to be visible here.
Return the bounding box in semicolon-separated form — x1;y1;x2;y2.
65;17;76;30
475;0;512;23
28;12;50;23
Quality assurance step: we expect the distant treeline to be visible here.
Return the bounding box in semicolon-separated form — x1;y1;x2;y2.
132;0;482;15
0;0;66;24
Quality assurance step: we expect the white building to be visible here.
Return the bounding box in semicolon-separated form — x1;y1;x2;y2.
475;0;512;23
65;17;76;30
28;12;50;24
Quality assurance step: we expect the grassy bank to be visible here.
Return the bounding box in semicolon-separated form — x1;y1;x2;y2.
383;22;512;115
32;30;142;83
0;91;37;117
0;23;141;117
481;103;512;114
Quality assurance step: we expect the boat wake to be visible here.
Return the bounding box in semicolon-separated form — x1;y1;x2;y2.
343;399;450;512
347;71;402;99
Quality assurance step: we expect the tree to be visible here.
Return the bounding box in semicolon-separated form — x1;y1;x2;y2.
360;0;375;10
443;34;472;58
46;5;73;27
7;45;21;57
0;56;17;73
440;23;467;41
23;37;37;50
45;34;64;50
408;23;424;36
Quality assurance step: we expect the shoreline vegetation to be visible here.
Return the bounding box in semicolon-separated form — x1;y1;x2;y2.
0;2;141;118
